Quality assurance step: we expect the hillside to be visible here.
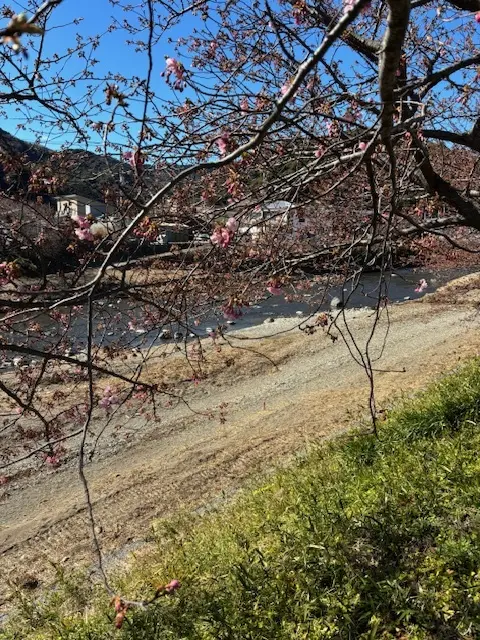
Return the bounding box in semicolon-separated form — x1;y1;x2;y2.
0;128;124;201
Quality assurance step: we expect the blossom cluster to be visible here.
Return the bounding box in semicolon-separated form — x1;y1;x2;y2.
415;278;428;293
292;0;308;25
123;149;144;171
216;131;233;156
223;303;243;320
343;0;371;14
2;12;44;54
0;260;19;285
72;212;95;242
133;217;159;241
99;385;120;413
163;57;186;91
266;280;283;295
210;217;238;248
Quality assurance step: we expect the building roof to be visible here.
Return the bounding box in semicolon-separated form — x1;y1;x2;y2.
54;194;105;204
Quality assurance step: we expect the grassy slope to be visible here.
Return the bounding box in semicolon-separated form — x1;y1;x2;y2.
5;360;480;639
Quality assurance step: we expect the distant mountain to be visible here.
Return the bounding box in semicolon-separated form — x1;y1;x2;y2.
0;128;125;201
0;127;50;160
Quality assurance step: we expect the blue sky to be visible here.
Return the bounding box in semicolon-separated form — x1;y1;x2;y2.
4;0;195;150
1;1;477;153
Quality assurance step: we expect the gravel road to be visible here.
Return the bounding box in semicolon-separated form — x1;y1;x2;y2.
2;298;480;604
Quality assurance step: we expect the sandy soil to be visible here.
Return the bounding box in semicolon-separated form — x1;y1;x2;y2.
2;293;480;606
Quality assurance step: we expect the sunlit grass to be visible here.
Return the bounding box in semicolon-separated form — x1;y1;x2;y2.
5;360;480;639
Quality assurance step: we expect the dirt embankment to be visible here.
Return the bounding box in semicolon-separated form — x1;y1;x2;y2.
2;274;480;606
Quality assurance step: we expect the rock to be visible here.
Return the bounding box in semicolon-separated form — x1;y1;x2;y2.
18;574;39;590
173;331;183;341
295;310;304;316
160;329;172;339
226;320;236;325
403;296;411;301
206;327;214;334
330;296;343;309
264;317;275;324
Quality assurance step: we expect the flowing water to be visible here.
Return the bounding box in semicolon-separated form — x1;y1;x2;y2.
1;267;474;365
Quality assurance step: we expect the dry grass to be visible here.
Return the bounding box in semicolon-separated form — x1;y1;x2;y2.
423;271;480;305
141;330;307;387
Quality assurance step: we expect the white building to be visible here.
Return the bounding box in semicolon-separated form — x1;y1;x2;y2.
55;194;114;219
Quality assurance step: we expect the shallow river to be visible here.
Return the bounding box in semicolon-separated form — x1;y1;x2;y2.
1;266;475;363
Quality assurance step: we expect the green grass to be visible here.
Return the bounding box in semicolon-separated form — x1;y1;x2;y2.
5;360;480;639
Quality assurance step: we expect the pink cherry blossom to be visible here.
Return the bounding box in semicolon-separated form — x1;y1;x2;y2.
280;80;291;96
475;11;480;23
165;579;181;593
73;214;91;229
344;0;370;14
225;217;238;233
123;149;144;171
163;57;186;91
216;132;230;156
267;281;283;295
358;141;367;151
75;227;95;242
292;1;308;25
210;227;232;248
0;261;19;285
99;385;120;412
72;213;96;242
414;278;428;293
45;454;61;468
326;121;340;137
223;304;242;320
315;145;325;158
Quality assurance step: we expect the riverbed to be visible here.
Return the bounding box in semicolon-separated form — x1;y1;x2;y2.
1;266;476;367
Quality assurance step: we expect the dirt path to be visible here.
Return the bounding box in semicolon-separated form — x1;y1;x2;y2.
2;300;480;603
